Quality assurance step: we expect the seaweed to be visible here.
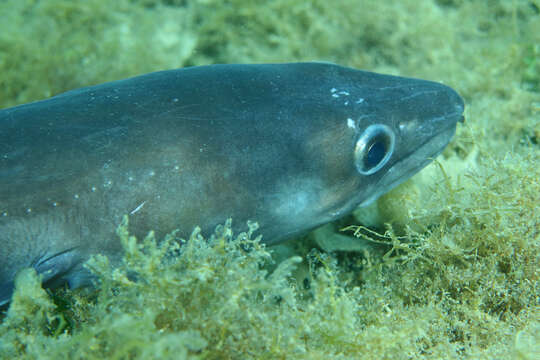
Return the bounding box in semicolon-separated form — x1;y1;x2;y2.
0;0;538;358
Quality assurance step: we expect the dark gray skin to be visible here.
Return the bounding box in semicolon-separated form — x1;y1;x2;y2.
0;63;464;305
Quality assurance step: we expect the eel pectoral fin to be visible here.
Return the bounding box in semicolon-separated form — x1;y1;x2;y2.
0;247;88;307
32;247;91;290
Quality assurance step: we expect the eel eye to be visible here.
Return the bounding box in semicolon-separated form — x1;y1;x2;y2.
354;124;395;175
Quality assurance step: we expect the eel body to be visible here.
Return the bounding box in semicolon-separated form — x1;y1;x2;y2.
0;63;464;305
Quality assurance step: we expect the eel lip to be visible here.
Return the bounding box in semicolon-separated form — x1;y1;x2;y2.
359;121;458;208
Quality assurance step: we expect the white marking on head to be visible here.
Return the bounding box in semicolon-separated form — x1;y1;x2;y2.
399;119;418;133
356;98;365;104
347;118;356;130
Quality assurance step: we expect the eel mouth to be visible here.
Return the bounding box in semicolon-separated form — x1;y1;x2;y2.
390;125;456;184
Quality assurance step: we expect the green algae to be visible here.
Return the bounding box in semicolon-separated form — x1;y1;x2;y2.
0;0;539;359
0;0;195;108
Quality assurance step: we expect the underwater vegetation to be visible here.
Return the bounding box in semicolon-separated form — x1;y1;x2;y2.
0;0;538;359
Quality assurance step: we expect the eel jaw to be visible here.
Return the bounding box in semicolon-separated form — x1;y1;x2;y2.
358;124;457;208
